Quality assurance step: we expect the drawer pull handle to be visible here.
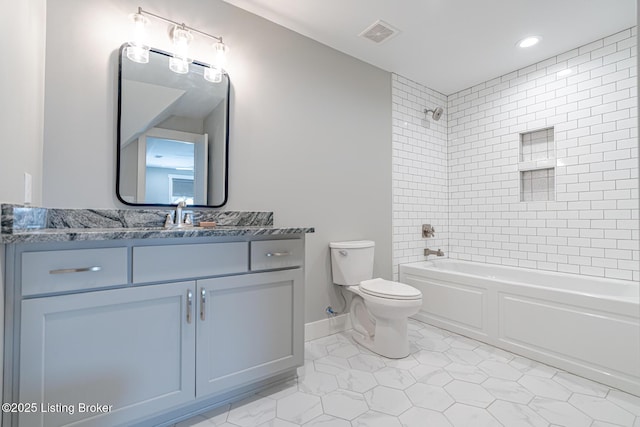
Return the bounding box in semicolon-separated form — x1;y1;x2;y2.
266;252;291;257
49;266;102;275
200;288;206;321
187;290;193;324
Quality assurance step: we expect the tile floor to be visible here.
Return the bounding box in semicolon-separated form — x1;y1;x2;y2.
174;320;640;427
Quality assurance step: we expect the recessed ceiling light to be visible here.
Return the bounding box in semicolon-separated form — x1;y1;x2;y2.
518;36;541;48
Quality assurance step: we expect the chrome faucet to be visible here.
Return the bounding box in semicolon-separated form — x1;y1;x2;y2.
164;201;189;229
424;248;444;257
175;201;187;226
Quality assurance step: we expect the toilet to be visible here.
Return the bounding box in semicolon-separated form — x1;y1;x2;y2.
329;240;422;359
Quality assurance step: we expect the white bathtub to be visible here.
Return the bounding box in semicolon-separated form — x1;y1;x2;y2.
400;259;640;396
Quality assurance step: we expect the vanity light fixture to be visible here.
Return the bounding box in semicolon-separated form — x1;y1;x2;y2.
204;42;227;83
126;7;228;80
125;11;150;63
168;25;193;74
517;36;541;48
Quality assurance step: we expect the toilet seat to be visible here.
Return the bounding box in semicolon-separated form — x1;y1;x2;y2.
360;278;422;300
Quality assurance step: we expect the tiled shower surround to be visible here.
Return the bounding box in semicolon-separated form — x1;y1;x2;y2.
392;27;639;281
392;76;449;279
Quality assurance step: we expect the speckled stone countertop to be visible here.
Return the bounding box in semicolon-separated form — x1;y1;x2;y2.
0;204;314;244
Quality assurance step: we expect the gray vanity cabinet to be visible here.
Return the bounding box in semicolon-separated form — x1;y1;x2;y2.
5;236;307;427
196;269;303;397
18;281;196;427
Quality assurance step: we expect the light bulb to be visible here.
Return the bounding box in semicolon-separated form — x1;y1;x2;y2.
204;67;222;83
203;42;227;83
169;26;193;74
214;41;227;73
126;12;149;63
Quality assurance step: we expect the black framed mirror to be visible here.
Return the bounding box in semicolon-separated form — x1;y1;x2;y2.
116;44;229;207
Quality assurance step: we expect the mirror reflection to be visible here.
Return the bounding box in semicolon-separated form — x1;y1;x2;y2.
117;45;229;207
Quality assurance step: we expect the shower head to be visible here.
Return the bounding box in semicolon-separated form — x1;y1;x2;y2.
424;106;444;121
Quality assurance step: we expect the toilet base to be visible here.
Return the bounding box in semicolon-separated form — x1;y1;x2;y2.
351;317;411;359
348;293;413;359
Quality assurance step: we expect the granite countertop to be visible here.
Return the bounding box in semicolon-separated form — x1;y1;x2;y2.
1;205;314;244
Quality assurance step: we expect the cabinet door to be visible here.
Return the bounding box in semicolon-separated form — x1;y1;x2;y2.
19;282;196;427
196;269;304;397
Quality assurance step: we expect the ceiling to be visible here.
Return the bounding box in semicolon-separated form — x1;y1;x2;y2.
222;0;637;95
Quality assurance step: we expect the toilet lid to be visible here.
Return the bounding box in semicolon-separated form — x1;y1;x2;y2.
360;278;422;300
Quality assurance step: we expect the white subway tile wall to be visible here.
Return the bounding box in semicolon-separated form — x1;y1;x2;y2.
392;75;448;279
393;27;639;282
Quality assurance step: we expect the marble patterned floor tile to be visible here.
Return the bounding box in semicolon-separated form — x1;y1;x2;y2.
297;371;339;396
174;403;229;426
171;321;640;427
382;355;420;370
415;336;451;352
364;386;412;416
482;377;535;404
347;353;386;372
445;363;490;384
552;371;609;397
276;392;323;425
313;356;351;375
336;369;378;393
444;380;496;408
518;375;572;401
373;367;416;389
606;389;640;416
410;364;454;386
259;380;299;400
413;349;453;367
227;395;277;427
444;403;502;427
568;393;636;426
301;414;351;427
405;382;455;411
477;359;523;381
351;411;403;427
256;418;299;427
473;345;515;363
321;389;369;420
487;400;549;427
445;348;484;366
510;356;558;379
399;407;454;427
528;397;593;427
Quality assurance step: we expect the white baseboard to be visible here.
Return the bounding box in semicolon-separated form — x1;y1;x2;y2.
305;314;352;341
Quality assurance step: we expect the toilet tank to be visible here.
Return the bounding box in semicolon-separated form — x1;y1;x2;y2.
329;240;375;286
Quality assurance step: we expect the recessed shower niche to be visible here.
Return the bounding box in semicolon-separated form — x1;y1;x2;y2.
519;128;556;202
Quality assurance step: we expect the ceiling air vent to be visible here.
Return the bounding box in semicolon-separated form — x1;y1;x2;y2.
359;20;400;44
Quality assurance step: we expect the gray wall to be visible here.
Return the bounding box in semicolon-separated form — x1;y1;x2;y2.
0;0;46;405
0;0;46;205
40;0;392;323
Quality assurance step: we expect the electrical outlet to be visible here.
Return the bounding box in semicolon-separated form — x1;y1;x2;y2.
24;172;32;204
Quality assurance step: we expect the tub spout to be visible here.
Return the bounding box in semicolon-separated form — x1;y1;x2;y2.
424;248;444;257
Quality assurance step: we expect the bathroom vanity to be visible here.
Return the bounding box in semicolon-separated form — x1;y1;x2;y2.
1;205;313;427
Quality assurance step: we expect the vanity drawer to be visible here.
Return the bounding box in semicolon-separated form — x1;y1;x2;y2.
133;242;248;283
251;239;303;270
22;248;128;296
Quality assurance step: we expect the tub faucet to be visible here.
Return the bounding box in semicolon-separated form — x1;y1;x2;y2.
424;248;444;257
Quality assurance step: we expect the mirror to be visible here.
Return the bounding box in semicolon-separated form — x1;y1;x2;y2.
117;45;229;207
